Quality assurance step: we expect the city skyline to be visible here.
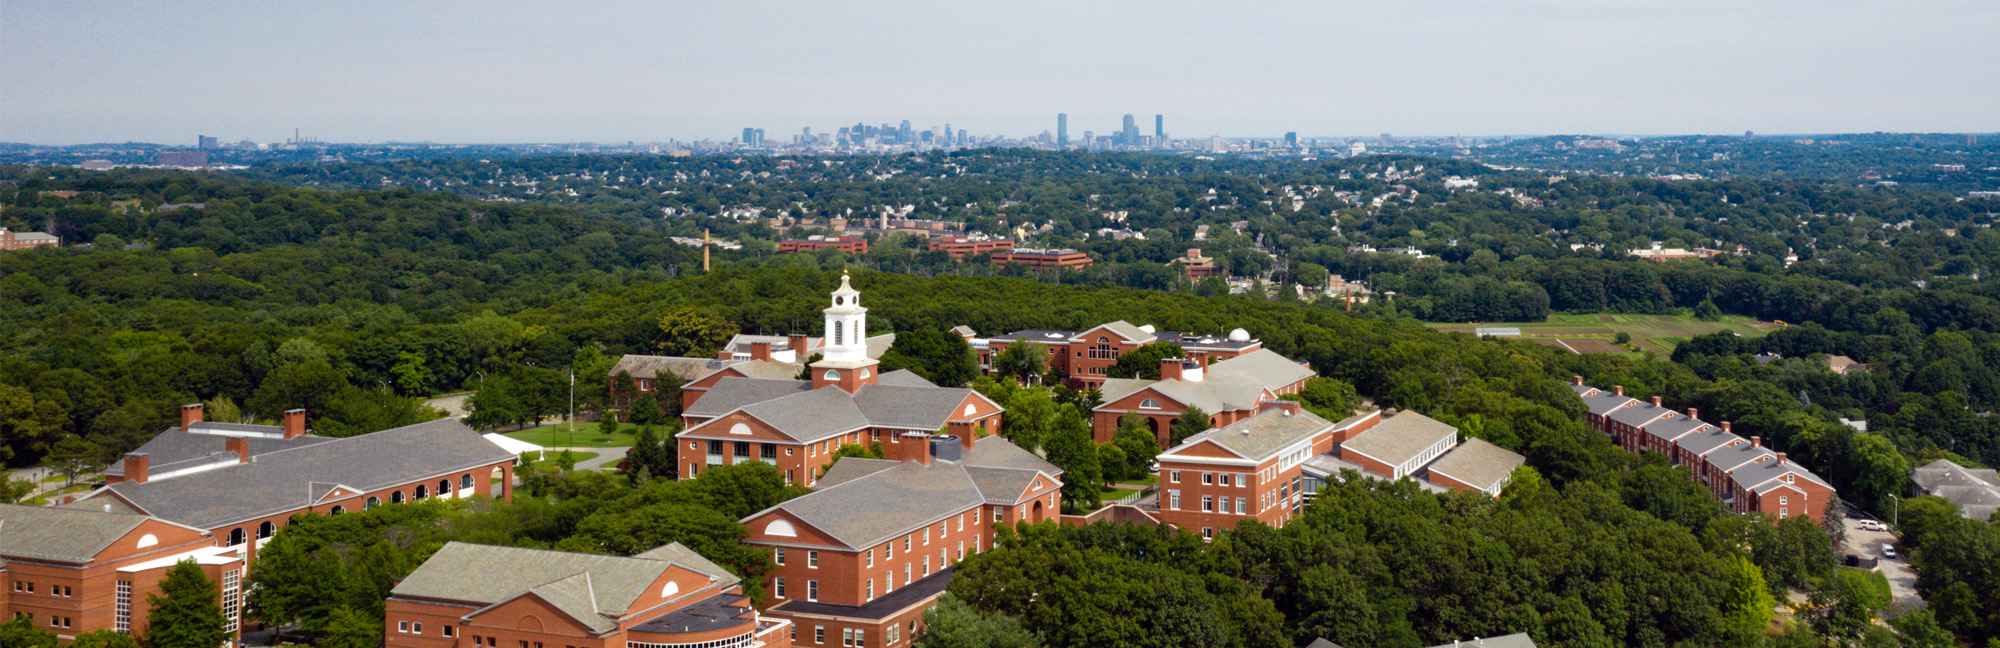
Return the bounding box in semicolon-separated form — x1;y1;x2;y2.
3;1;1999;144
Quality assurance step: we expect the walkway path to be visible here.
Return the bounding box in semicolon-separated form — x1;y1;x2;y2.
543;446;629;472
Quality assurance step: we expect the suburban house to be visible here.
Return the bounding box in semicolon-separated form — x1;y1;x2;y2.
1571;378;1836;522
70;406;517;565
972;320;1266;389
383;542;789;648
1090;348;1316;445
1;504;246;643
1912;459;1999;521
738;429;1061;648
1152;406;1525;539
674;275;1004;487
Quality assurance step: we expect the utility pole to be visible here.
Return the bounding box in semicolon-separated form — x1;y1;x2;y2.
567;365;575;448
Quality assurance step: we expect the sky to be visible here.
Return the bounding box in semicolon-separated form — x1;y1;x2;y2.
3;0;1997;144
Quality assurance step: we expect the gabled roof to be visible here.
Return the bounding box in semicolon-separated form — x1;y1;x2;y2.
854;385;987;430
961;437;1062;475
1732;456;1833;493
687;375;996;442
88;417;513;529
391;542;733;634
737;388;872;443
988;329;1078;344
1569;383;1600;398
874;368;937;388
103;427;336;478
1606;400;1674;428
1706;441;1775;474
684;378;814;418
1674;426;1741;456
1341;411;1458;467
0;504;152;564
1642;416;1710;442
747;461;985;550
1164;407;1333;463
1580;391;1638;417
1426;634;1538;648
611;354;738;382
1425;437;1526;492
961;466;1043;504
1075;320;1155;344
1206;348;1315;391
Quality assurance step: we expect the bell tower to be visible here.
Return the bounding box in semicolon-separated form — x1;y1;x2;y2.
811;272;879;392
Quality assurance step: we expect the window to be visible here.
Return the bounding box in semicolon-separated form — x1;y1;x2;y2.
330;505;344;514
366;496;380;509
1168;490;1180;510
1202;527;1214;540
807;550;819;568
866;578;875;601
807;580;819;602
115;580;131;634
957;515;965;532
1170;470;1181;483
923;556;932;576
414;484;427;500
413;622;423;635
438;479;452;496
1139;398;1161;410
762;444;777;460
734;441;750;457
823;369;840;381
391;491;405;504
444;625;455;638
1202;472;1214;485
708;440;724;455
904;536;912;552
974;508;981;525
835;321;844;346
258;521;275;538
1218;473;1231;487
1201;495;1213;512
957;541;965;561
399;621;410;634
887;623;901;645
222;568;241;634
774;577;786;599
856;629;867;647
774;548;785;565
462;474;475;490
842;628;855;648
886;542;894;559
1235;497;1247;515
867;549;875;567
816;625;826;645
228;527;246;546
904;563;911;585
923;527;930;545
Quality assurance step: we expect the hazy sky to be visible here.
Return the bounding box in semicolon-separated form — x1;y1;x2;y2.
4;0;1997;144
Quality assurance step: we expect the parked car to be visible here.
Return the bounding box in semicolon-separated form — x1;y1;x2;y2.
1882;544;1897;560
1857;520;1888;532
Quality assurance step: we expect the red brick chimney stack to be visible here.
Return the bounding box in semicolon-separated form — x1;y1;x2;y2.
1160;358;1183;381
1572;375;1584;386
1686;407;1699;420
1776;452;1787;465
180;403;204;431
1651;395;1663;408
123;453;150;484
1613;385;1624;396
283;409;307;439
788;334;810;359
897;432;932;465
226;437;250;464
1721;421;1733;433
750;341;773;361
1751;435;1762;448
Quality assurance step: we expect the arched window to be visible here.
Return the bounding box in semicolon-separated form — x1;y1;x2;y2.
461;474;474;490
414;484;428;500
823;370;839;381
1139;399;1161;410
366;496;381;509
391;491;405;504
329;505;344;515
834;321;844;346
437;479;452;496
257;522;275;539
227;528;246;546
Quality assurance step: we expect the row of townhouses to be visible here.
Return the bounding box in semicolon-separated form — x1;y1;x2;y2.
1571;378;1836;522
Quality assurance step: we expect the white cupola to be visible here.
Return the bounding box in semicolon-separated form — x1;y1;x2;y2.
822;272;869;362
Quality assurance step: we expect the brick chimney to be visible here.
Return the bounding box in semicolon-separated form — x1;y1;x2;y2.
1721;421;1733;433
283;409;307;439
1613;385;1624;396
1686;407;1699;420
1571;375;1584;386
715;349;734;360
1751;435;1761;448
895;432;932;465
180;403;204;431
1159;358;1183;381
1650;395;1663;408
788;334;810;358
750;341;773;361
1775;452;1787;465
122;453;150;484
226;437;250;464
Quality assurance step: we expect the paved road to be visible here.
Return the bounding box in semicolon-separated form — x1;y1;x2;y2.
1841;516;1924;615
544;446;628;472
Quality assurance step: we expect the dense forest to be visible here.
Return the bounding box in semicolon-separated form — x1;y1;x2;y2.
3;162;1999;645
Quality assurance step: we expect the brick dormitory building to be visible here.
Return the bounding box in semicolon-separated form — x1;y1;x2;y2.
968;320;1269;390
1571;378;1835;522
383;542;790;648
0;404;518;642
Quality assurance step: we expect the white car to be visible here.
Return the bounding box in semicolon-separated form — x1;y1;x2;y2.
1856;520;1888;532
1881;544;1897;560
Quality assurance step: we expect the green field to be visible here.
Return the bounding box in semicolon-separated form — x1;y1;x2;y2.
504;422;646;448
1427;312;1780;356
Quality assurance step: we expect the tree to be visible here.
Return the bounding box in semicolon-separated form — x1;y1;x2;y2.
1043;407;1102;513
0;477;33;503
1754;515;1836;593
1112;415;1160;480
1170;406;1211;446
67;631;140;648
1109;342;1187;379
628;392;665;426
917;593;1039;648
1694;298;1723;321
628;425;668;482
992;343;1045;383
1888;608;1956;648
656;307;737;357
0;617;57;648
1805;569;1891;640
1293;377;1360;420
145;561;227;648
45;434;100;485
822;443;884;476
465;374;528;430
879;329;979;387
999;387;1059;452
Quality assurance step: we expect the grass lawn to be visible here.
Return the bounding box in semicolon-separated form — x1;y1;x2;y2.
505;422;649;448
1099;484;1145;501
1426;311;1780;356
521;450;601;471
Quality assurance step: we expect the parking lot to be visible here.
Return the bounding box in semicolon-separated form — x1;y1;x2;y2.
1840;515;1924;615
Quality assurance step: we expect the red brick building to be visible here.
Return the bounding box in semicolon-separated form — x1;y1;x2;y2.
384;542;789;648
1171;248;1220;281
989;248;1092;270
976;320;1266;389
739;431;1061;648
779;236;869;254
1091;348;1315;445
1;504;245;643
676;275;1004;487
75;407;517;566
1571;378;1835;522
0;227;60;251
926;237;1013;260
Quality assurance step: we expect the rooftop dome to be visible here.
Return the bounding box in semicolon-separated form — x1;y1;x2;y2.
1228;328;1251;342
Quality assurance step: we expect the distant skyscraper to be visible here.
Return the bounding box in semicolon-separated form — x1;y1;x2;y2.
1284;131;1299;149
944;123;954;146
197;134;219;150
1057;113;1069;148
900;120;912;142
1121;114;1138;145
957;129;967;145
1154;114;1164;142
742;127;756;145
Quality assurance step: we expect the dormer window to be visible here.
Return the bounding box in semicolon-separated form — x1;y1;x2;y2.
1140;399;1161;410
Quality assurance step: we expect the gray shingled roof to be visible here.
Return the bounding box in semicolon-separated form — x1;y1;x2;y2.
1642;416;1709;442
874;369;937;388
611;354;736;382
1207;348;1315;391
961;437;1061;476
1079;320;1156;343
738;388;872;443
1568;383;1599;397
1340;411;1458;466
815;458;902;490
684;378;813;418
1606;401;1674;428
1425;437;1526;492
90;417;513;529
962;466;1042;504
1426;633;1538;648
750;461;985;550
1581;392;1638;417
0;504;150;564
1732;456;1834;493
1674;426;1742;456
103;428;336;477
1706;442;1775;475
391;542;731;634
1098;377;1153;405
854;385;982;430
1167;407;1333;462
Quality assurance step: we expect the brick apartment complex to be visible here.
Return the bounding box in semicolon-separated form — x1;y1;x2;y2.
1154;406;1524;539
1091;349;1315;445
739;431;1062;648
0;227;60;251
779;236;869;255
1;505;245;643
925;236;1013;260
1171;247;1220;280
74;405;517;566
973;320;1266;389
675;275;1004;487
988;248;1092;270
1572;378;1835;522
384;542;789;648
